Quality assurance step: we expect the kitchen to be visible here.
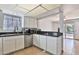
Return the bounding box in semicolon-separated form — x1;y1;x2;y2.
0;4;63;55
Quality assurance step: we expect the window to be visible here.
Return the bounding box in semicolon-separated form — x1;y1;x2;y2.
66;24;74;34
3;14;22;32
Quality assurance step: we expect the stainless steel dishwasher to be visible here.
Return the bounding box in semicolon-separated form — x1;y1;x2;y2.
24;34;33;48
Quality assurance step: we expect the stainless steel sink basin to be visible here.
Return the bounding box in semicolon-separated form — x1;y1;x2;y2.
53;33;57;36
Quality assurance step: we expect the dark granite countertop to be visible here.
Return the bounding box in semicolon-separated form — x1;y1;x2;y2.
36;31;63;37
0;32;32;37
0;31;63;37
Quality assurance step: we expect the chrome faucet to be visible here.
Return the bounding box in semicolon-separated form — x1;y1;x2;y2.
14;26;18;32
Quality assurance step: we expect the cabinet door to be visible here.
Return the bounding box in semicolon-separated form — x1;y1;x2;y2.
57;36;62;55
29;19;37;28
24;16;37;28
47;36;57;54
15;35;24;50
29;19;34;28
32;19;37;28
0;38;2;55
24;17;30;28
33;34;40;47
40;35;46;50
3;37;15;54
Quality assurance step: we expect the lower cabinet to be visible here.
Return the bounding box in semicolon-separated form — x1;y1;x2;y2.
47;36;62;55
0;38;2;55
39;35;46;50
3;35;24;54
33;34;40;47
57;36;63;55
15;35;24;51
33;34;47;50
3;36;15;54
47;36;57;54
33;34;62;55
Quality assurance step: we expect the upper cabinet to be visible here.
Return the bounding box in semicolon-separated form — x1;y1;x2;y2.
24;17;30;28
24;16;37;28
0;10;4;32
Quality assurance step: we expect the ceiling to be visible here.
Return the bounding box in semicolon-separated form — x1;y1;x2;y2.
63;4;79;20
0;4;60;16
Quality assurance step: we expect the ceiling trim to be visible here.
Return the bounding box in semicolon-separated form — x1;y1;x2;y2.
17;5;30;11
37;11;60;20
36;6;60;20
40;4;48;11
24;16;36;19
26;4;41;14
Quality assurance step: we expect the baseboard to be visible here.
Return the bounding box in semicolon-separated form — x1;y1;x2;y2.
33;45;53;55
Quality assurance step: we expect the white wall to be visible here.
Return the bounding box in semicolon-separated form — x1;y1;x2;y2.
52;22;59;31
74;21;79;35
63;4;79;20
0;10;4;32
38;18;53;31
38;14;59;31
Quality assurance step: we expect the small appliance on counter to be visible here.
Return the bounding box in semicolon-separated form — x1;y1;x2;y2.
29;28;41;34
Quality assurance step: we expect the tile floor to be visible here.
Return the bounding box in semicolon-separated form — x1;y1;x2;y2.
63;39;79;55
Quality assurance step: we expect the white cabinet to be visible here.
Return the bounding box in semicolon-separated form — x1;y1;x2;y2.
40;35;46;50
29;18;37;28
47;36;57;54
33;34;62;55
33;34;47;50
0;37;2;54
3;35;24;54
15;35;24;50
3;36;15;54
24;16;37;28
24;17;30;28
57;36;63;55
29;18;34;28
33;34;40;47
47;36;62;55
